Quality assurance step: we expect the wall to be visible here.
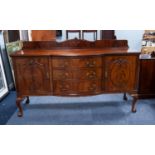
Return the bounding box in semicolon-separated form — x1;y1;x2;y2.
115;30;144;51
57;30;144;51
20;30;29;41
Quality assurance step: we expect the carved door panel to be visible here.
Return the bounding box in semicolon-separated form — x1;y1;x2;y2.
104;56;137;92
15;57;51;95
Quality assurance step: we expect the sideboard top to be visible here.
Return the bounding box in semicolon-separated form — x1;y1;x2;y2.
10;47;140;57
10;39;140;57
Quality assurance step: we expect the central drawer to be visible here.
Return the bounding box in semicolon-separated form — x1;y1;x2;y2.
52;57;102;68
53;80;101;95
53;68;102;80
51;56;102;95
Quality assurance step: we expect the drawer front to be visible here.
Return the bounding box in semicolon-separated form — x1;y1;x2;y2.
52;56;102;95
71;57;102;68
52;57;102;68
53;80;101;95
53;80;74;94
77;80;101;93
53;68;102;80
52;58;71;68
53;70;72;80
74;68;102;80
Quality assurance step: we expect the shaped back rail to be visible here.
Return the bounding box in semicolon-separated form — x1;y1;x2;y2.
22;39;128;50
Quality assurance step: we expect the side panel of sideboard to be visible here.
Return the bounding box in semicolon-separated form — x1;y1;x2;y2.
138;59;155;98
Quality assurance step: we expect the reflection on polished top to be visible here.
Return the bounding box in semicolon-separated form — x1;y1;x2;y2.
11;48;139;57
10;39;140;57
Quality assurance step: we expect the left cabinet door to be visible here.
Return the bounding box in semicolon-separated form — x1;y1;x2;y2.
13;57;52;96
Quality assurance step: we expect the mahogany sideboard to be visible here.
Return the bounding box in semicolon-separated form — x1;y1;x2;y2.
10;39;140;117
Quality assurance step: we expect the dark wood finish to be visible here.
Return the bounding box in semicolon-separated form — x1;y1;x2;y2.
78;80;101;93
52;56;102;96
10;39;140;117
22;39;128;49
13;57;52;96
52;57;102;68
139;59;155;94
31;30;56;41
132;59;155;101
104;55;138;92
66;30;81;40
16;97;23;117
101;30;116;40
82;30;97;40
53;68;102;80
131;96;138;112
129;58;155;112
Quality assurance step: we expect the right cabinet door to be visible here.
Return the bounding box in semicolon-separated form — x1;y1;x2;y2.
104;55;138;92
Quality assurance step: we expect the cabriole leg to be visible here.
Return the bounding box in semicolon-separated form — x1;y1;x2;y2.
131;96;138;113
16;97;23;117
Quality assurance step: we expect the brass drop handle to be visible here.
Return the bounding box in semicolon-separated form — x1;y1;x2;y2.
46;72;49;79
60;84;70;91
105;71;108;78
62;72;69;79
88;83;97;91
86;61;96;67
86;71;96;79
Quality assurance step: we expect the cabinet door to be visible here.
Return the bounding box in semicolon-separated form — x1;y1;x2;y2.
104;55;138;92
14;57;51;95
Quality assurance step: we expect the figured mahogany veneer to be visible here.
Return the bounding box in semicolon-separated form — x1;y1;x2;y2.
22;39;128;49
10;39;140;117
134;59;155;99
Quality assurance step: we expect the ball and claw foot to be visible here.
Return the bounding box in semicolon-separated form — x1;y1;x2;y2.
17;111;23;117
16;97;23;117
131;97;138;113
132;109;137;113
